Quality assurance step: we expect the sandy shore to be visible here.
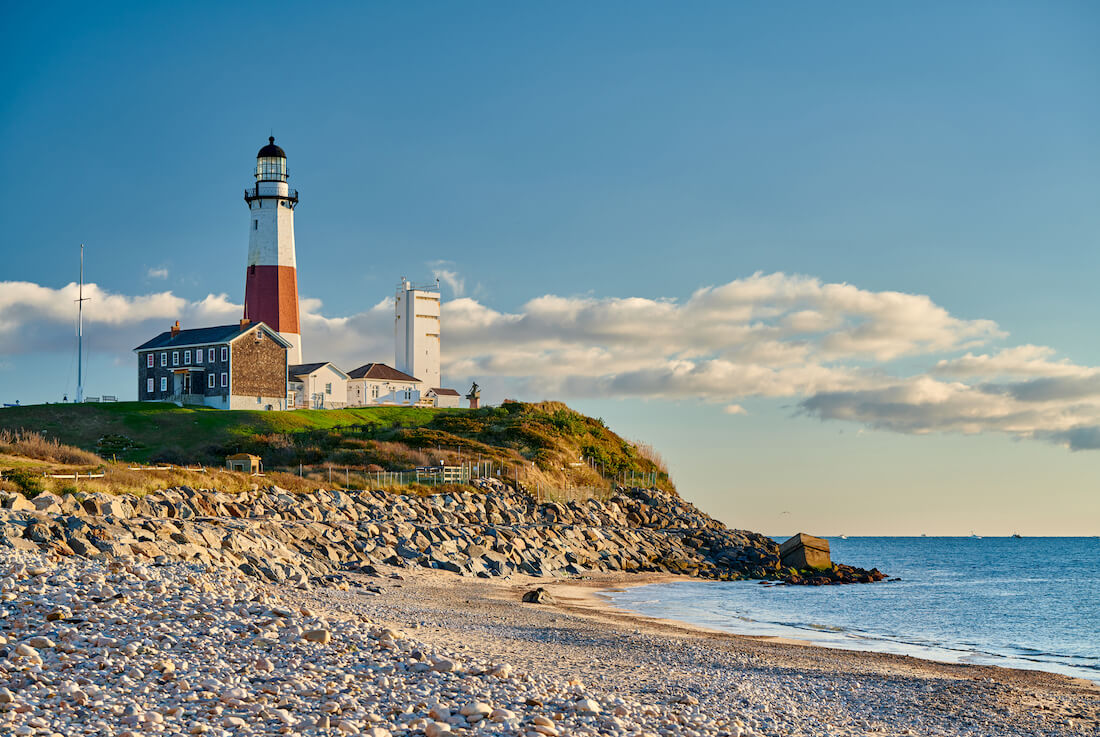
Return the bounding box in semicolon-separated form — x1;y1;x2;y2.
310;568;1099;736
3;550;1097;737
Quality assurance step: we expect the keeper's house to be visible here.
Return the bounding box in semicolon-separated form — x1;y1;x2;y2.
135;320;290;410
345;363;423;407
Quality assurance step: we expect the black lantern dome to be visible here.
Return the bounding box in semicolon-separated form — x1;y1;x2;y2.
257;136;286;159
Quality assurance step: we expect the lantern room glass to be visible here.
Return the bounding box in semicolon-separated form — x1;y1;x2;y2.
256;156;287;182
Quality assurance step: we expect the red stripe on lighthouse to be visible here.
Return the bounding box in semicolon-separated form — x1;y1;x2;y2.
244;265;300;333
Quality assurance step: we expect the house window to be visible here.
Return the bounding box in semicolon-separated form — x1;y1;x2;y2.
371;385;379;398
208;373;215;389
160;352;167;367
325;383;332;395
172;351;179;366
160;377;167;392
147;378;154;394
146;353;154;368
184;350;191;364
221;346;228;361
208;348;215;363
221;372;228;388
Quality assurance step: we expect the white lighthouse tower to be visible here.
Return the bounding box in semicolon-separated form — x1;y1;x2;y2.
244;136;302;364
395;278;441;389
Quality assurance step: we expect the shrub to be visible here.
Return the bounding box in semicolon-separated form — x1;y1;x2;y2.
0;429;101;465
7;468;43;497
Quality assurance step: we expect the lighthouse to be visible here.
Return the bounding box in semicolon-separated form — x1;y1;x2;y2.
244;136;302;364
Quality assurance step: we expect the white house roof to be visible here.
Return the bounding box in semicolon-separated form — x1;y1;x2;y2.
288;362;350;380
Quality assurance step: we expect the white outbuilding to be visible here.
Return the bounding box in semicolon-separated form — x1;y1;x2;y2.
288;362;349;409
426;387;462;408
346;363;423;407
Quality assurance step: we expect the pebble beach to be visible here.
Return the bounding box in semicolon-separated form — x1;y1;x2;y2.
2;550;1096;737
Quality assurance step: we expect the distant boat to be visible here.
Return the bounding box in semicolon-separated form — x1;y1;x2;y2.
1012;533;1023;539
840;535;848;540
970;531;981;539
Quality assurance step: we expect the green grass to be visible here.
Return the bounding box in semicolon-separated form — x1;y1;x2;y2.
0;402;451;461
0;400;674;493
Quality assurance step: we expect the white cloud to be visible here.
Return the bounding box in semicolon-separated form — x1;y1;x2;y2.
8;271;1100;451
932;345;1088;378
147;267;169;280
434;270;465;297
428;261;465;297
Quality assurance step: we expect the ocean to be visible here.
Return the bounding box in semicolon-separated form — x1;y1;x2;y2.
603;536;1100;682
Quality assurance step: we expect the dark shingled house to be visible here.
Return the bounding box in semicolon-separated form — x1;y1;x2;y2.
134;319;290;410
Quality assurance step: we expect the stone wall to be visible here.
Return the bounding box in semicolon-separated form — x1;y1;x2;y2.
0;486;782;587
231;333;287;398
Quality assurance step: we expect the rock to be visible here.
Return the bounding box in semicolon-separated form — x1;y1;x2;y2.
303;628;332;644
489;662;513;678
575;698;601;714
522;587;554;604
424;722;451;737
460;702;492;721
14;643;38;658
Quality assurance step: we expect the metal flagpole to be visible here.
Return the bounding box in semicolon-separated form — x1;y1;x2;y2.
76;244;90;403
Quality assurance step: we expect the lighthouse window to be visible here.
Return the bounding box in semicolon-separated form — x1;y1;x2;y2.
253;220;258;230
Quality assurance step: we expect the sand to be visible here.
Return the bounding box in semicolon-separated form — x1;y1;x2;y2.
309;568;1100;736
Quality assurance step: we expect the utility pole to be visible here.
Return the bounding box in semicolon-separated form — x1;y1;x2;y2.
75;244;90;403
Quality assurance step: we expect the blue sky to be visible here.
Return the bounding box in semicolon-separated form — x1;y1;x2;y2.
2;2;1099;534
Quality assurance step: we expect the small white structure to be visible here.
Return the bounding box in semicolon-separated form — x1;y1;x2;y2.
346;363;423;406
395;279;440;391
288;362;348;409
426;387;461;408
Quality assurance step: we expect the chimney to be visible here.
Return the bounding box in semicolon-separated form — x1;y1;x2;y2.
240;317;251;329
170;320;180;337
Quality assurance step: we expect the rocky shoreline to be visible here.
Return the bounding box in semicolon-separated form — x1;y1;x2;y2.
0;485;817;586
1;487;1095;736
